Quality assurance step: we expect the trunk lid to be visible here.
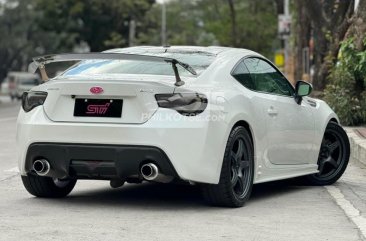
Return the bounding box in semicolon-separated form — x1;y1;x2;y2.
42;75;176;124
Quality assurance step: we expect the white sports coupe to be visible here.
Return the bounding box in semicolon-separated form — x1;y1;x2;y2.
17;46;350;207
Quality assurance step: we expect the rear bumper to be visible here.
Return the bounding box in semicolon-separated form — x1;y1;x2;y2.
17;106;229;184
25;143;177;180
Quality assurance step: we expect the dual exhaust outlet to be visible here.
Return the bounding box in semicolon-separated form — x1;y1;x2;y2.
140;163;173;183
32;159;51;176
33;159;172;183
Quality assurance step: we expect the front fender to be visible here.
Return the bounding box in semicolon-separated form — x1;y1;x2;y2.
307;97;340;160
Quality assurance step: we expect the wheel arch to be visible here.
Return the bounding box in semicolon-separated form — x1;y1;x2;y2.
231;120;256;166
311;101;341;164
329;118;339;124
322;114;340;134
232;120;254;147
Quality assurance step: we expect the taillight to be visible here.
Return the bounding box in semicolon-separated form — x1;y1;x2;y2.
155;92;208;116
22;91;48;112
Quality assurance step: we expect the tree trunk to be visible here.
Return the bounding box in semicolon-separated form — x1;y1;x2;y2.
295;0;354;90
345;0;366;50
227;0;237;47
294;0;311;81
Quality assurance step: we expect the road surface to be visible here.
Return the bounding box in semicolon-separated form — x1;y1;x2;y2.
0;96;365;241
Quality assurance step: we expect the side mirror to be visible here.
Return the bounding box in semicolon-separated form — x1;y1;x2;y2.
295;81;312;104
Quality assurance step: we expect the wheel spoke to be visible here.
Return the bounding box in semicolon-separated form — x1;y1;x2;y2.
328;141;340;153
318;156;339;176
235;176;245;195
327;157;338;168
231;169;239;185
231;151;237;162
318;160;326;175
240;160;249;170
235;139;245;160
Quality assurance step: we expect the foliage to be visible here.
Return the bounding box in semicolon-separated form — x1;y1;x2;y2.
199;0;278;57
35;0;155;51
339;38;366;79
0;0;279;82
0;0;155;81
293;0;355;90
0;0;60;80
137;0;279;58
324;38;366;126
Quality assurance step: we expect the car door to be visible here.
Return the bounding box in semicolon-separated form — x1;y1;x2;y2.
241;57;315;165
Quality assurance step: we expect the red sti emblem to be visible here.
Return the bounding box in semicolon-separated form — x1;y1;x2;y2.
90;86;103;94
86;103;110;114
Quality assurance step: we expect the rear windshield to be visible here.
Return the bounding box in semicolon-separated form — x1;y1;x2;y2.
62;52;216;77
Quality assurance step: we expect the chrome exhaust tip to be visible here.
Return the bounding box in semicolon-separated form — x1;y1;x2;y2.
140;163;159;181
33;159;50;176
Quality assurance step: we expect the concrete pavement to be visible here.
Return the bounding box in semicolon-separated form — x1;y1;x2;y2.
0;101;365;241
0;97;20;178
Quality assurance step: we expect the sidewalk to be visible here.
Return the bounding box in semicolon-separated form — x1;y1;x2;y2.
346;127;366;166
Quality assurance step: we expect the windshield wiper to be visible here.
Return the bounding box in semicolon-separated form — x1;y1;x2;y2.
29;53;198;86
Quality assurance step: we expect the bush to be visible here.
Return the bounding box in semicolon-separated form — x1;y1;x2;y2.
324;38;366;126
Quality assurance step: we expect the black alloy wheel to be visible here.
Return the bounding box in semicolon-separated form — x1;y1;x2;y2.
306;122;350;185
230;137;252;199
201;126;254;207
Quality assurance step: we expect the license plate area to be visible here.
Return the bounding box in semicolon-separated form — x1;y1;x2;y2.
74;98;122;118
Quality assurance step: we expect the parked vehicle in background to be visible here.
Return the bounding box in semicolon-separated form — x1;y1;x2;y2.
0;79;9;96
6;72;41;100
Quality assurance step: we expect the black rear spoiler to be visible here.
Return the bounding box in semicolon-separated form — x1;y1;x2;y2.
28;53;197;86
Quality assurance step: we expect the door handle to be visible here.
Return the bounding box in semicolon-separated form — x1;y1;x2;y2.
267;106;278;116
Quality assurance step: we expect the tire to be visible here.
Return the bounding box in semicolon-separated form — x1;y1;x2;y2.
201;126;254;207
306;122;350;185
21;175;77;198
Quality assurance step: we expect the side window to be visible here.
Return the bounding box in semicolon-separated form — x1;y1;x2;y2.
232;61;255;90
244;57;294;96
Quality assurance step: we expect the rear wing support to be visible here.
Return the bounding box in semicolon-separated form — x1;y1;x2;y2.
28;53;197;86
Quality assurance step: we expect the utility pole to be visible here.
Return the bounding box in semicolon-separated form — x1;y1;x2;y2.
284;0;290;77
276;0;292;79
161;0;167;46
129;19;136;47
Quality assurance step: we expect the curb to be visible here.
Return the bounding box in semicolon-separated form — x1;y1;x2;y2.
346;128;366;166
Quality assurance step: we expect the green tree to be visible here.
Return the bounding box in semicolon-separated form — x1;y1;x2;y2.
137;0;278;58
35;0;155;51
0;0;61;81
136;0;219;46
324;38;366;125
199;0;278;57
293;0;355;90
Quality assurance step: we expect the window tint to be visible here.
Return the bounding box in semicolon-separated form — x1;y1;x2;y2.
243;58;294;96
232;61;255;90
